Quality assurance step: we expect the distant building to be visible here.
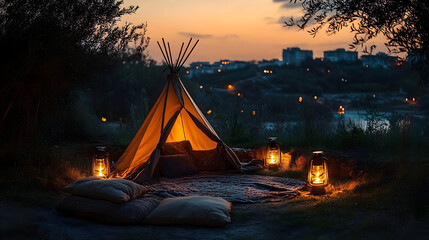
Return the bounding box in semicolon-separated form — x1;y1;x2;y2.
189;61;211;70
188;60;249;77
323;48;358;62
361;52;397;69
282;47;313;66
189;61;213;76
257;59;284;68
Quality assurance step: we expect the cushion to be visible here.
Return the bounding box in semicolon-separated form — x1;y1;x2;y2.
161;141;193;155
191;149;231;171
145;196;231;227
158;154;198;178
63;177;147;203
56;195;159;225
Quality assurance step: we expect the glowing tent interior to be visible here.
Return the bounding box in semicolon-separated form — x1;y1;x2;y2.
110;39;242;183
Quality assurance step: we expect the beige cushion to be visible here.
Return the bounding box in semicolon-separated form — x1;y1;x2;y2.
56;195;159;224
145;196;231;227
63;177;147;203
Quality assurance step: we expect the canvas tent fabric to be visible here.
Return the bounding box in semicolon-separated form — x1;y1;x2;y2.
110;39;242;182
111;73;242;182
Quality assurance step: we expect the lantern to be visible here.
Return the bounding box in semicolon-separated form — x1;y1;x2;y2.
307;151;329;194
265;137;281;169
92;146;110;178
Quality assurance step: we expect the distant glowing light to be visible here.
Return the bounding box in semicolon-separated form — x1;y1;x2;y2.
218;69;221;72
270;70;273;74
338;106;345;115
227;84;234;90
299;96;303;102
200;85;203;89
237;92;241;97
207;110;212;114
252;110;256;116
373;94;376;98
101;117;107;122
241;109;244;113
365;65;369;68
412;97;416;101
405;98;408;101
196;66;199;69
186;70;190;74
327;69;331;73
306;68;310;72
314;96;317;100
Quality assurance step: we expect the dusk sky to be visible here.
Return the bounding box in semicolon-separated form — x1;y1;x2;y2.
124;0;388;64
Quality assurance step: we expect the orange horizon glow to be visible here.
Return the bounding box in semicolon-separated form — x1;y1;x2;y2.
124;0;392;64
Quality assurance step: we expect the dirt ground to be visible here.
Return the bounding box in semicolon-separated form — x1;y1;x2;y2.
2;184;428;240
1;148;428;240
1;197;308;240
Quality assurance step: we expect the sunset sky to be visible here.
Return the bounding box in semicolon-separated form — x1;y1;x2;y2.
124;0;388;64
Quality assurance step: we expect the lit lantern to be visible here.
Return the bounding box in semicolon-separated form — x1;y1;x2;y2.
92;146;110;178
337;106;345;115
307;151;329;194
298;96;303;102
265;137;281;169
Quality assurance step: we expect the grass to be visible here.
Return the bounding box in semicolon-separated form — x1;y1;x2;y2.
270;160;429;239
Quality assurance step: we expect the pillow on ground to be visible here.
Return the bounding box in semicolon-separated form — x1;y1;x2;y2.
63;177;147;203
145;196;231;227
158;154;198;178
56;195;159;225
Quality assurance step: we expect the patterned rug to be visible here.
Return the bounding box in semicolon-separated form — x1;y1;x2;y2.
142;174;305;203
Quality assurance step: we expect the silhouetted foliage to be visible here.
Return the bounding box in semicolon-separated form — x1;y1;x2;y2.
285;0;429;86
0;0;149;158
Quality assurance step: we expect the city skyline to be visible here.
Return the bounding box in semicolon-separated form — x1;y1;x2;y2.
123;0;390;64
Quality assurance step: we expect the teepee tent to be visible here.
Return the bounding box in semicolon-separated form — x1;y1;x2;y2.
111;39;242;183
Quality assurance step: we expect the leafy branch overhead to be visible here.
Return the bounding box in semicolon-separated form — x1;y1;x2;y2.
284;0;429;86
0;0;150;150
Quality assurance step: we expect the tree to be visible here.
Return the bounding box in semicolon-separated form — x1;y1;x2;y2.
0;0;149;157
285;0;429;86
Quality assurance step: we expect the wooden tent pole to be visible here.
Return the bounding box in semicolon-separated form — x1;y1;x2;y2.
178;39;199;71
177;38;192;71
157;41;170;66
174;42;184;71
167;42;174;71
162;38;172;69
